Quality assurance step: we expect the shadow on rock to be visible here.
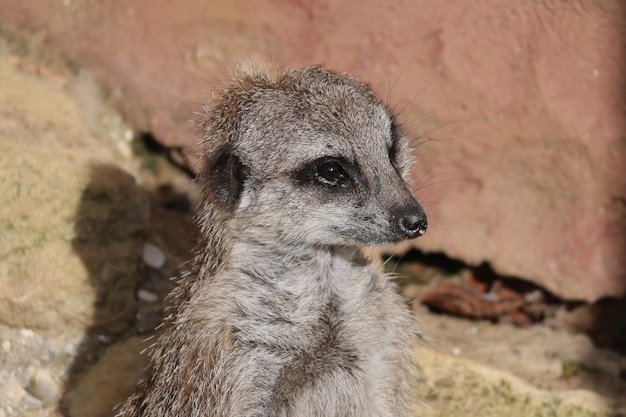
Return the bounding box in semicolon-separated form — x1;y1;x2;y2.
61;163;149;417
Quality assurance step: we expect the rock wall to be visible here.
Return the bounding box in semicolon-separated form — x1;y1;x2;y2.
0;0;624;300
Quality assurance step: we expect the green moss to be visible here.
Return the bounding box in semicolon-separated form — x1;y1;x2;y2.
562;361;583;378
0;24;31;57
418;351;616;417
434;377;455;389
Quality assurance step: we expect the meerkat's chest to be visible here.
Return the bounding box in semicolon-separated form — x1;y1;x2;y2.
270;277;409;416
223;264;411;416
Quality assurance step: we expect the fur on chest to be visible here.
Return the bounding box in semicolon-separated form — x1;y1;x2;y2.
223;247;400;349
218;265;408;415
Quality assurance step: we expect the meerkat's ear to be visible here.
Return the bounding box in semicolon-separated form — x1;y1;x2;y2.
206;144;248;211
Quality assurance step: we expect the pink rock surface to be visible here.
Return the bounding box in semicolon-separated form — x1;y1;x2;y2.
1;0;625;301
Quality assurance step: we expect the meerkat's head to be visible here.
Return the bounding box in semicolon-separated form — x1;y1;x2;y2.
199;65;427;248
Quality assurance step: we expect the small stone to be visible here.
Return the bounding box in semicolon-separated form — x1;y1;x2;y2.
97;334;111;343
117;140;133;159
123;128;134;142
137;288;159;303
19;329;34;338
142;243;166;269
26;368;60;405
1;340;11;352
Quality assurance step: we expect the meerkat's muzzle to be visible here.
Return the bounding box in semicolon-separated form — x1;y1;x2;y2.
392;204;428;240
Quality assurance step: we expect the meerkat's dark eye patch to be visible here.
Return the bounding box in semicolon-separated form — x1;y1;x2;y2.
207;144;248;211
293;156;358;190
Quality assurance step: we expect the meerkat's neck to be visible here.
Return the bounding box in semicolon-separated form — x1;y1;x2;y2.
228;234;373;298
191;203;377;299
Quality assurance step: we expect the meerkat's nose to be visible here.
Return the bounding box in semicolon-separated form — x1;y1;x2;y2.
397;207;428;240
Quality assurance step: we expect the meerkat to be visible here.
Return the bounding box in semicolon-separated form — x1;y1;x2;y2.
117;65;427;417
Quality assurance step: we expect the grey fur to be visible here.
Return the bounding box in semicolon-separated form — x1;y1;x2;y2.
117;65;427;417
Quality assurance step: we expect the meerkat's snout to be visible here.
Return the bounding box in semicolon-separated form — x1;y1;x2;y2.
376;175;427;244
394;204;428;240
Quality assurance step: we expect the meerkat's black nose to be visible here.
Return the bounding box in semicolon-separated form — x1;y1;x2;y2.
396;206;428;240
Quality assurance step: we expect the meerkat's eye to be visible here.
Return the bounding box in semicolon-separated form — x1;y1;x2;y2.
293;156;357;189
315;160;350;187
